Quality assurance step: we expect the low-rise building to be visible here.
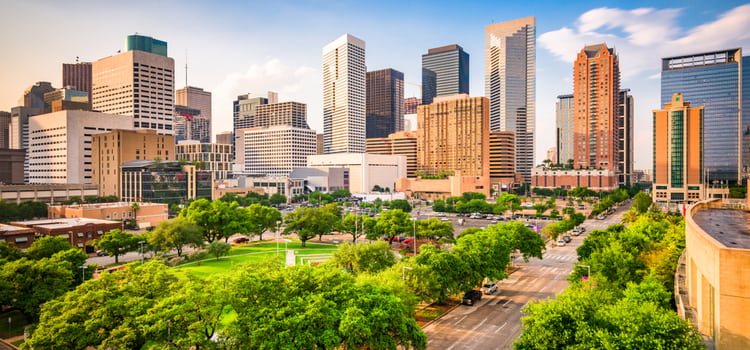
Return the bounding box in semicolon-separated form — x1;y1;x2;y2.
121;160;212;204
531;167;619;192
48;202;168;228
308;153;405;194
10;217;122;252
0;184;99;204
0;224;35;249
396;175;490;199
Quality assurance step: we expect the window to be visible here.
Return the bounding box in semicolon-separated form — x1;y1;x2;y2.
16;237;29;243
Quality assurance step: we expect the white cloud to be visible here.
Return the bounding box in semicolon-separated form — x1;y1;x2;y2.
211;58;321;135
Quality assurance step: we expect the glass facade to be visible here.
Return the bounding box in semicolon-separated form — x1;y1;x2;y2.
126;35;168;57
366;69;404;138
670;111;684;188
556;94;574;165
421;45;469;105
661;49;746;183
121;161;211;204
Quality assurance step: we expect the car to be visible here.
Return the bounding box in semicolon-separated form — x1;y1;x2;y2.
556;240;566;247
456;213;465;217
469;214;482;219
597;215;607;220
440;217;450;221
96;250;108;256
562;235;572;243
481;281;498;294
402;238;413;244
490;220;498;224
494;216;504;221
462;290;483;305
232;237;250;243
436;212;446;217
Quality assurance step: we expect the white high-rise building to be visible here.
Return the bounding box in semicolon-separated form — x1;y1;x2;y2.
235;125;317;177
176;86;212;141
322;34;366;154
92;35;175;135
28;110;133;184
485;17;535;182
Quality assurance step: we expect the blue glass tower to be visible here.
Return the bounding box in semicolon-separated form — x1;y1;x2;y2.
661;49;749;183
421;45;469;105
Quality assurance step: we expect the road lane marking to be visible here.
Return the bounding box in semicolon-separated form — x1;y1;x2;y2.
454;315;467;325
494;322;508;334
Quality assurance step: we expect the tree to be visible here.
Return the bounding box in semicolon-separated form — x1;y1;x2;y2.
91;229;141;264
25;236;73;260
180;199;252;243
371;209;411;245
340;213;370;243
146;217;204;257
0;257;73;321
206;241;231;260
50;248;92;286
491;221;545;262
412;245;468;302
388;199;412;213
269;193;287;205
532;204;547;217
130;202;140;223
331;188;352;200
632;191;653;214
246;203;283;241
418;217;455;243
330;241;396;274
452;227;513;288
569;186;596;199
17;200;47;219
283;206;338;247
0;241;23;261
497;193;521;216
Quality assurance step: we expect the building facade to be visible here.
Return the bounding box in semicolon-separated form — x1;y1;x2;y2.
216;131;233;145
18;82;55;110
617;89;634;185
0;111;10;149
652;93;704;203
531;167;619;192
485;17;536;182
174;105;210;142
417;94;490;178
10;106;43;183
48;202;168;228
308;153;405;194
63;61;92;102
573;43;621;170
28;110;134;184
0;184;99;205
10;217;122;252
556;94;574;165
366;130;417;177
120;160;212;204
92;129;174;197
235;125;317;177
0;224;36;249
176;86;212;140
175;140;232;180
255;101;309;128
489;131;516;185
661;48;750;183
233;94;269;131
422;45;469;105
366;68;404;138
0;148;25;185
323;34;366;154
92;35;175;135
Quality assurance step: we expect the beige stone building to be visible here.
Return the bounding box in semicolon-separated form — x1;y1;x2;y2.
366;131;417;178
92;129;175;197
49;201;168;228
175;140;232;180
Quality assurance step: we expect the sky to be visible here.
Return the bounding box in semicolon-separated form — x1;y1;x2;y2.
2;0;750;171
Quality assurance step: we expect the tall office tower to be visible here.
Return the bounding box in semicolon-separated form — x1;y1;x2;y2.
174;105;210;142
366;69;404;138
235;125;317;177
661;49;750;183
43;88;91;112
216;131;233;145
489;131;516;184
323;34;366;154
617;89;634;185
233;94;268;130
28;110;134;184
255;101;309;128
555;94;574;165
18;82;55;110
10;106;43;183
366;131;417;177
404;97;421;114
63;62;92;102
92;34;175;135
421;45;469;105
485;17;536;182
417;94;490;177
176;86;212;141
652;93;704;203
572;43;621;170
92;129;174;196
0;111;10;148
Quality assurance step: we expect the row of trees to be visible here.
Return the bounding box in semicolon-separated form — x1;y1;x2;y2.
0;200;48;223
218;191;287;207
515;197;702;349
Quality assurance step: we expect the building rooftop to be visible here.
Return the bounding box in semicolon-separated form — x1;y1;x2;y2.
50;202;166;210
693;208;750;249
13;217;119;230
0;223;34;233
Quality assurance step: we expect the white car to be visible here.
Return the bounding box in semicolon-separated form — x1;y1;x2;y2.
556;240;566;247
481;281;498;294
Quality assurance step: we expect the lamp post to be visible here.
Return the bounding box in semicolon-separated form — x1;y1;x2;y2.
411;217;417;254
275;220;282;257
138;240;145;264
79;265;88;283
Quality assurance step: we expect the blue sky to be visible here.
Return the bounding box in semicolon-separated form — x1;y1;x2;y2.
1;0;749;170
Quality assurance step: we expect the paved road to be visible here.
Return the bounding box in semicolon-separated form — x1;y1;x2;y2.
423;201;630;350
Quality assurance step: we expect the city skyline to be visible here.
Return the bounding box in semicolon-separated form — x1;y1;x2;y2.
1;1;749;170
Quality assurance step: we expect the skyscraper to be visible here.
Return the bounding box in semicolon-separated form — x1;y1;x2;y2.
18;82;55;110
485;17;535;182
366;68;404;138
421;45;469;105
255;101;309;129
233;94;269;130
617;89;634;185
661;48;750;183
652;93;704;203
0;111;10;149
92;34;175;135
555;94;574;166
63;62;92;102
323;34;366;154
176;86;212;141
572;43;621;170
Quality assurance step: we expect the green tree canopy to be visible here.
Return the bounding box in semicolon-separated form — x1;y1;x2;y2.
91;229;141;264
0;257;73;321
146;217;204;257
180;199;253;243
246;203;283;241
371;209;412;244
418;217;455;243
25;236;74;260
388;199;412;213
632;191;653;214
330;240;397;274
283;205;339;247
206;241;231;260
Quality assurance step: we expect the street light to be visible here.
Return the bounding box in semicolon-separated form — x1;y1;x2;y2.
138;241;146;264
79;265;87;283
275;220;282;257
411;217;417;254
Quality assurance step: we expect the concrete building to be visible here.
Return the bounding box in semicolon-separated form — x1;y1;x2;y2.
661;48;750;183
92;129;174;197
531;167;619;192
573;43;621;170
323;34;366;154
417;94;490;179
366;130;417;178
682;198;750;349
366;68;404;138
174;104;210;142
28;110;134;184
48;202;168;228
255;101;309;129
120;160;212;204
308;153;405;194
10;217;122;252
289;167;348;193
175;140;232;180
176;86;212;141
18;82;55;109
10;106;43;183
0;224;35;249
0;148;25;184
0;184;99;205
422;45;469;105
233;94;269;131
485;17;536;182
63;61;92;102
396;176;490;199
316;134;324;155
652;93;705;203
556;94;574;165
617;89;634;185
216;131;233;145
235;125;317;177
92;34;175;135
0;111;10;148
43;87;89;107
404;97;420;114
489;131;517;191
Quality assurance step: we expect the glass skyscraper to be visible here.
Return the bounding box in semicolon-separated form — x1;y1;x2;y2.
366;68;404;138
421;45;469;105
661;49;749;183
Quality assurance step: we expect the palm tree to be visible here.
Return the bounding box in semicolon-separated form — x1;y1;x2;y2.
130;202;140;224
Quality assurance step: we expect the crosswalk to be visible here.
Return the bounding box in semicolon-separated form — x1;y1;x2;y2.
542;254;578;262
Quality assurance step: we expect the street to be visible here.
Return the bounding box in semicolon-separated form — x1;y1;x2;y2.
423;201;629;349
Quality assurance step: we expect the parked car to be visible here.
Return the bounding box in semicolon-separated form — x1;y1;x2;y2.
440;217;450;221
462;290;483;305
232;237;250;243
556;240;566;247
436;212;446;217
481;281;498;294
494;216;504;221
597;215;607;220
562;235;572;243
96;250;108;256
402;239;413;244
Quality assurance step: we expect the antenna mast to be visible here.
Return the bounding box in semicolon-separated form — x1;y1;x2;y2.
185;49;188;87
